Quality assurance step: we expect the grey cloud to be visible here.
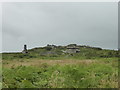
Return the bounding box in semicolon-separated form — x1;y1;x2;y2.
0;4;2;53
2;2;118;52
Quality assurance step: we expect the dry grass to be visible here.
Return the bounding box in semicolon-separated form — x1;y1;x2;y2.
3;59;97;68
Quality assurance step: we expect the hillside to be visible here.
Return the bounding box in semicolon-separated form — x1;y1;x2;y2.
2;44;119;88
2;44;119;60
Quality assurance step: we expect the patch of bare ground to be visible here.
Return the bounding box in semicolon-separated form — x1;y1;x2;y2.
3;59;97;68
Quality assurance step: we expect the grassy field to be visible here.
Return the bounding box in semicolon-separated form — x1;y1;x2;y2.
2;45;119;88
2;58;118;88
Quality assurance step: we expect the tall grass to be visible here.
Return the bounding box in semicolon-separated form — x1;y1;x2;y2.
3;60;118;88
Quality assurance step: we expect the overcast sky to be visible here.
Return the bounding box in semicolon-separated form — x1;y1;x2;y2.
2;2;118;52
0;3;2;53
